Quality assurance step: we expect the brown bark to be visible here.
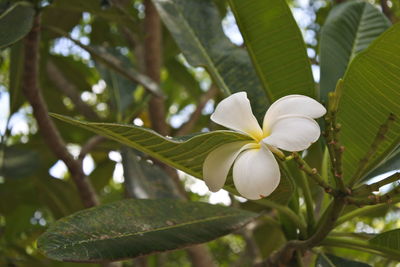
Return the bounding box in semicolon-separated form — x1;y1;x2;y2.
380;0;396;23
21;15;98;208
144;0;168;136
186;245;216;267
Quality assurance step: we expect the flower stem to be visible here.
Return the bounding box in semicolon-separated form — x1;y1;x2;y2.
292;152;335;194
299;172;316;231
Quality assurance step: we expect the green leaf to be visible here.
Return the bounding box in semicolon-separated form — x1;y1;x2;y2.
37;199;257;262
319;1;390;102
9;41;25;114
121;147;181;199
152;0;269;120
337;23;400;183
0;2;35;49
228;0;315;101
51;114;293;204
365;147;399;180
315;253;371;267
369;229;400;250
50;113;251;180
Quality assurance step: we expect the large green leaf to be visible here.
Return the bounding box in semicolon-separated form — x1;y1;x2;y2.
51;114;250;178
337;23;400;184
319;1;390;102
37;199;257;262
0;2;35;49
51;114;293;204
228;0;315;101
152;0;269;120
369;229;400;250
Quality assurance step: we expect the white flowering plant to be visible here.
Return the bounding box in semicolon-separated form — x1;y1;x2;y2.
4;0;396;266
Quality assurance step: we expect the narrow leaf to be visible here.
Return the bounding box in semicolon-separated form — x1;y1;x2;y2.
37;199;257;262
229;0;315;101
320;1;390;102
152;0;269;120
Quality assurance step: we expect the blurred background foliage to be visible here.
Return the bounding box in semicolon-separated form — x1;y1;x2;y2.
0;0;399;266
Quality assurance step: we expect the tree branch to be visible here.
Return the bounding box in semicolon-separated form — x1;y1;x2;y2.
21;14;98;208
175;84;218;136
46;60;100;121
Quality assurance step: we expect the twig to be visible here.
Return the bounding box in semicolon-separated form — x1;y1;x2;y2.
175;84;218;136
78;135;106;162
46;60;100;121
348;113;396;187
264;198;345;266
324;83;347;193
292;152;335;195
21;15;98;208
346;184;400;206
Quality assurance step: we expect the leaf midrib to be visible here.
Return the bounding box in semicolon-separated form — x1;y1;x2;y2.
44;212;252;252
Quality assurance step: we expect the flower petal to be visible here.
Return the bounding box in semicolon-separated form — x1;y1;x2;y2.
263;115;321;152
233;146;280;200
211;92;263;140
203;141;255;192
263;95;326;134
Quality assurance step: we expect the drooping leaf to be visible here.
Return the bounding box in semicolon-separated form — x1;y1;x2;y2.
9;41;25;114
37;199;257;262
0;1;35;49
228;0;315;101
319;1;390;102
94;49;137;116
369;229;400;251
315;253;371;267
51;114;293;203
121;147;181;199
152;0;269;121
337;23;400;184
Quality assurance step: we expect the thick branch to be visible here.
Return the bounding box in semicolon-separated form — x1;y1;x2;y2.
21;15;98;208
175;84;218;136
46;60;100;121
144;0;168;136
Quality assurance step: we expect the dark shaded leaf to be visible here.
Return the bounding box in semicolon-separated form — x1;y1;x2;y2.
37;199;257;262
0;1;35;49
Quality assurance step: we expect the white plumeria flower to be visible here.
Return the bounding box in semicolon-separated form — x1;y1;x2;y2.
203;92;326;200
